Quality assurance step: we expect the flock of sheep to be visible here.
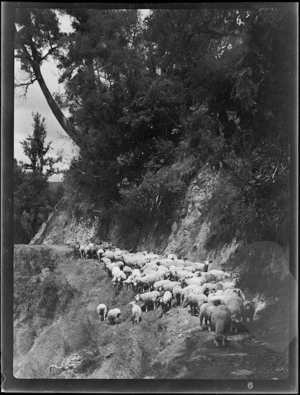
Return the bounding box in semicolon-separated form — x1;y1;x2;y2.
75;242;255;347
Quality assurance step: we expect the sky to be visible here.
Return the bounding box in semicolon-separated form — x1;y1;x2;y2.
14;9;151;182
14;13;77;181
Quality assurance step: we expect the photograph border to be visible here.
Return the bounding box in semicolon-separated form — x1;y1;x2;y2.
1;2;298;393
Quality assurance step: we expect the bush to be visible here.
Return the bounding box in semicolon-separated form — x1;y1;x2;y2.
202;166;290;249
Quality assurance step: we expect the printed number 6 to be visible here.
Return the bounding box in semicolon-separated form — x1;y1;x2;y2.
248;382;254;389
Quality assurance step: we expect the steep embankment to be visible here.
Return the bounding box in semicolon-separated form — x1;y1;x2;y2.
13;244;291;380
31;167;237;263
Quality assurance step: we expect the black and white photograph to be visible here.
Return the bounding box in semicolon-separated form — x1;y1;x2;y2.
1;1;298;392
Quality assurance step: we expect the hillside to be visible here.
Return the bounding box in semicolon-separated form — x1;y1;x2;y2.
13;243;292;381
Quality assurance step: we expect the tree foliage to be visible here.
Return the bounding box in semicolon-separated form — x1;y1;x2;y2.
14;113;63;243
20;112;61;176
15;5;295;246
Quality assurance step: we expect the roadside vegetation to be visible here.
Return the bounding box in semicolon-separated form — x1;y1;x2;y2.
15;6;293;248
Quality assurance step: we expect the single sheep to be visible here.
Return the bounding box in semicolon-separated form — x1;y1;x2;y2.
135;291;161;312
96;248;104;262
96;303;108;322
107;308;122;325
157;291;173;314
153;279;173;291
181;284;204;306
172;284;183;306
211;304;231;347
199;301;217;330
129;301;142;324
183;293;208;316
159;281;180;293
183;276;207;288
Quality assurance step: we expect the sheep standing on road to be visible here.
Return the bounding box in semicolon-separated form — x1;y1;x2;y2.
96;303;108;322
129;301;142;324
211;304;231;347
172;284;183;307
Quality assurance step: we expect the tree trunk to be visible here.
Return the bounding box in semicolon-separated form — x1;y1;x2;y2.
31;62;83;149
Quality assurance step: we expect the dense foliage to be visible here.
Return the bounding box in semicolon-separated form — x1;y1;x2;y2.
15;6;295;246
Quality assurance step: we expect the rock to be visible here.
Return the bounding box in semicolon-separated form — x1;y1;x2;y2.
166;339;172;345
178;334;183;338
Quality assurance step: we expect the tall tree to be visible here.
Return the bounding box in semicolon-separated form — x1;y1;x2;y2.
14;113;62;242
20;112;61;176
14;7;82;147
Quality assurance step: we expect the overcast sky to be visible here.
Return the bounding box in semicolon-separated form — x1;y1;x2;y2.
14;9;150;182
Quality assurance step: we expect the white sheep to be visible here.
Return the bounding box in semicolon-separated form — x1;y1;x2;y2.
183;276;206;288
101;257;112;271
156;265;170;275
225;294;245;333
181;284;204;305
207;290;227;305
122;275;133;290
96;303;108;322
106;262;124;278
223;288;246;301
158;281;180;293
155;258;177;268
153;279;173;291
199;301;215;330
211;304;231;347
112;270;126;287
140;261;159;273
201;269;231;283
135;271;167;293
135;291;161;312
183;293;208;316
129;301;142;324
96;248;104;262
102;250;116;261
157;291;173;314
107;308;122;325
174;269;194;283
215;278;237;291
172;284;183;306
